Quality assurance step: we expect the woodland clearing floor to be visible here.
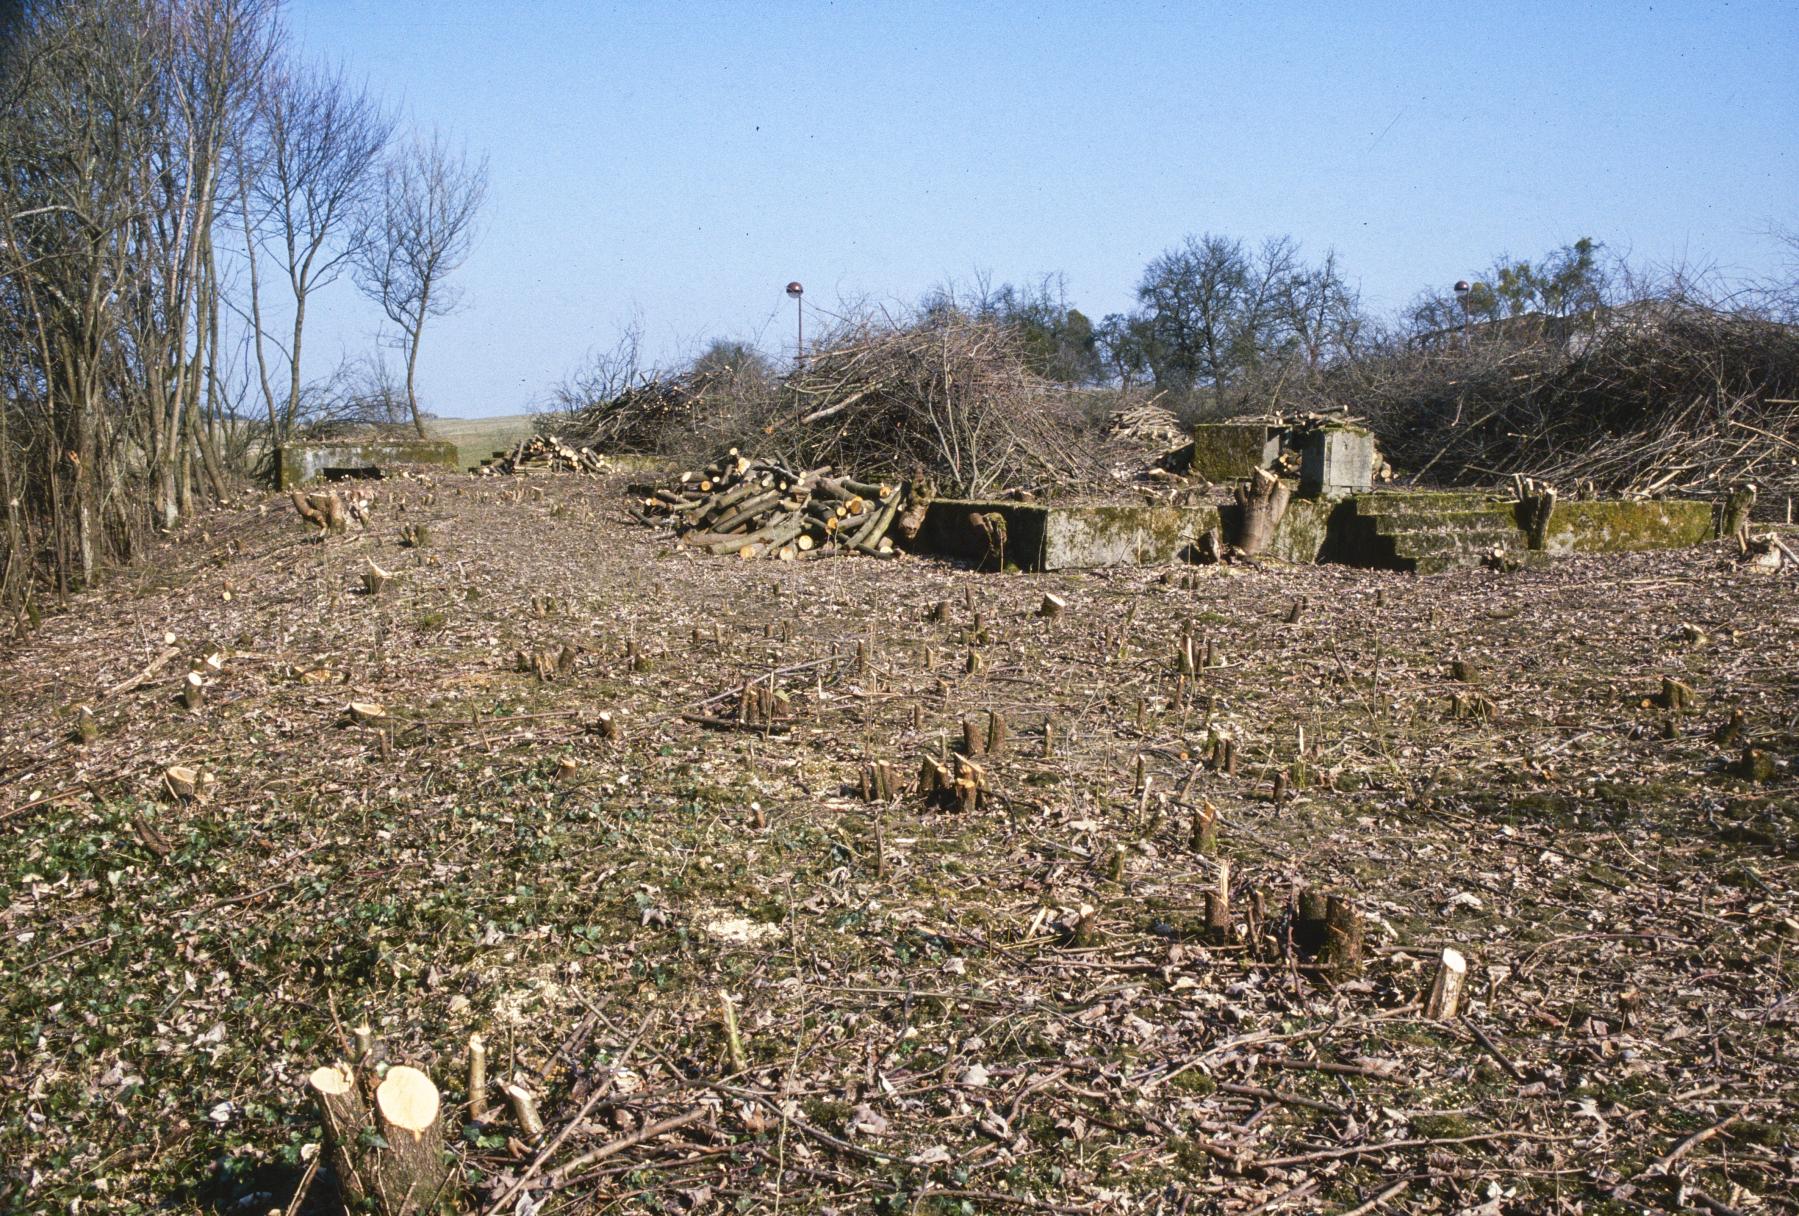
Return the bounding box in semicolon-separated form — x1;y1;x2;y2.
1;471;1796;1216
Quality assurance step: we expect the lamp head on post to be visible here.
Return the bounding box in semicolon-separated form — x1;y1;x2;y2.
786;281;804;365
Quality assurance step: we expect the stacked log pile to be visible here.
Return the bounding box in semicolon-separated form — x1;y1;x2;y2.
641;451;915;560
475;434;611;477
1102;399;1186;447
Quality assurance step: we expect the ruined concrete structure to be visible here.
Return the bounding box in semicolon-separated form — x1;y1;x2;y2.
909;490;1717;572
276;437;460;489
909;419;1716;572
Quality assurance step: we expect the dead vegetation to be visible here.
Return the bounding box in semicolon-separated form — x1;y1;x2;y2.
1;471;1795;1215
555;312;1110;498
1354;307;1799;511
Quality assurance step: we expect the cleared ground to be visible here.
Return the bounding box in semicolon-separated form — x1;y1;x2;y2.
1;471;1795;1215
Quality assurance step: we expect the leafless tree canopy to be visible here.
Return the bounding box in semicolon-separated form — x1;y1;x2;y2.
353;131;488;436
0;0;485;622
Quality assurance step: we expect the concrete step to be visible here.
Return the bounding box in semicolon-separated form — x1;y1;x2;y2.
1369;508;1520;536
1392;531;1530;558
1354;490;1505;515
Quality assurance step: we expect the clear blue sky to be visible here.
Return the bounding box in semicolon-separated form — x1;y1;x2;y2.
285;0;1799;418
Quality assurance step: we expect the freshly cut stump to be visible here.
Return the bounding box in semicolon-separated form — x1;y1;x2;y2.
373;1065;455;1212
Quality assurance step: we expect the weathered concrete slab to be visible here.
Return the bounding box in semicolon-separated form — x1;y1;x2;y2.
277;438;460;489
1190;422;1281;482
911;500;1224;570
1539;500;1714;554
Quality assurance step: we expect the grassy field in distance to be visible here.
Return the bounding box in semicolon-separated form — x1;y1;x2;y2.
424;412;541;469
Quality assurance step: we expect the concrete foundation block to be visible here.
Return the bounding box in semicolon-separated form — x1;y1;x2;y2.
1190;423;1281;483
277;437;461;489
1299;426;1375;498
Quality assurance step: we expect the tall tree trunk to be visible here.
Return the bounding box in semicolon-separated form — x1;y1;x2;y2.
405;288;429;437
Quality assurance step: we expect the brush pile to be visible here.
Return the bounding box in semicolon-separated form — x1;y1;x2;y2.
639;451;916;560
556;376;712;454
476;434;611;477
784;313;1107;497
1358;304;1799;511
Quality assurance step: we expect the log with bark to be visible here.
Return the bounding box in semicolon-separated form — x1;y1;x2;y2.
476;433;612;477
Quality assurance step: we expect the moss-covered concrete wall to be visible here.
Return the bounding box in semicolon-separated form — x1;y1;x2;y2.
909;492;1717;571
1041;504;1223;570
1190;423;1280;482
277;438;460;489
1539;500;1714;554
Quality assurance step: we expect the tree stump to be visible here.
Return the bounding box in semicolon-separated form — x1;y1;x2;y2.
1231;468;1291;557
1721;483;1757;545
1320;894;1363;978
310;1061;458;1214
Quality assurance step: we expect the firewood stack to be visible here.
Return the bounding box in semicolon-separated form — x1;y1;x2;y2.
1102;400;1186;447
476;433;611;476
641;450;911;560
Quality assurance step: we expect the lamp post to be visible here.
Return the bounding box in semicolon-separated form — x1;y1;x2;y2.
785;281;804;365
1453;280;1472;347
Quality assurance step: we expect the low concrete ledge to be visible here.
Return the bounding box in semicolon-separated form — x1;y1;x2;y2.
908;491;1718;572
1539;499;1714;554
277;438;460;489
910;499;1222;570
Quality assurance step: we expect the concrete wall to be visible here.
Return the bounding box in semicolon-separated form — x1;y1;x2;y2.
277;438;460;489
911;491;1717;572
1190;423;1280;482
1539;499;1715;554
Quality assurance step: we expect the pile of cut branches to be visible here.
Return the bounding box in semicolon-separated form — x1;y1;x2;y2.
476;434;611;476
639;450;915;560
778;312;1108;498
1357;304;1799;509
553;375;711;454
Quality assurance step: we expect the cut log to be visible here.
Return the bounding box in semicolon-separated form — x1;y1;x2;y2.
1424;947;1468;1020
163;765;199;800
986;709;1007;755
467;1034;489;1121
1721;483;1757;543
1190;801;1218;855
363;559;393;596
961;717;985;757
310;1064;374;1208
1658;676;1695;712
504;1082;544;1138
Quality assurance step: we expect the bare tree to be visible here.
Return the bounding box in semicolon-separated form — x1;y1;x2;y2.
240;57;391;442
354;131;487;436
